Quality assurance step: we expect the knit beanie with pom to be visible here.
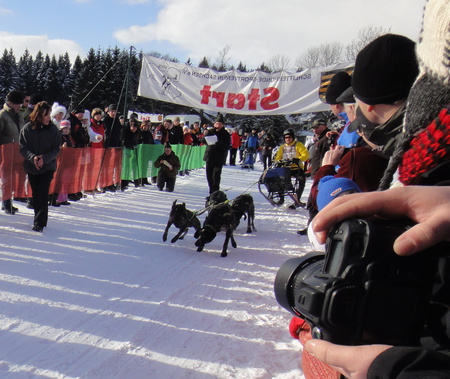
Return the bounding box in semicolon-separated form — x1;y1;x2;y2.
378;0;450;189
317;175;361;211
51;102;67;119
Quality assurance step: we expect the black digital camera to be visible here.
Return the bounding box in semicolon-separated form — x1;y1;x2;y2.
274;218;447;346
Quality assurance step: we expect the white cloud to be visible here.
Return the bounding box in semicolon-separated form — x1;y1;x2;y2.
0;32;84;61
113;0;426;69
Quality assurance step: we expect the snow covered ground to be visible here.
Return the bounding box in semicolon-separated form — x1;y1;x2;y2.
0;163;314;378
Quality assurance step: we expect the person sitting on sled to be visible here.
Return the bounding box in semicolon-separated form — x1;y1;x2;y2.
274;128;309;208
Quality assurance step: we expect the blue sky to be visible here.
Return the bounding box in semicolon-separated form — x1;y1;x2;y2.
0;0;427;69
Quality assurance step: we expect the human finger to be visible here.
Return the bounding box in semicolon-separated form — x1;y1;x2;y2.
393;212;450;255
312;189;410;244
305;339;391;379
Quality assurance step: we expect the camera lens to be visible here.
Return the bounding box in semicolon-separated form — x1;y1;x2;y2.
274;253;324;317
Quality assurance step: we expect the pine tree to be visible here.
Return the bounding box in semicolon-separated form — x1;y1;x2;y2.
0;48;19;101
198;56;209;68
256;62;272;73
76;48;100;109
17;49;35;94
37;54;52;98
46;55;65;105
32;51;46;97
236;61;247;72
67;55;83;111
58;52;72;105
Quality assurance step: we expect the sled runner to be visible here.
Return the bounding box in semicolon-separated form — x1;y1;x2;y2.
258;162;302;207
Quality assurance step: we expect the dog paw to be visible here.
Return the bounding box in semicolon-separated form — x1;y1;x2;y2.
170;237;178;243
197;246;203;252
246;228;252;233
231;241;237;248
162;235;167;242
221;251;228;257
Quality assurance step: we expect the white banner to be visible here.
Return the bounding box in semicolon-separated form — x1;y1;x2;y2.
138;55;354;116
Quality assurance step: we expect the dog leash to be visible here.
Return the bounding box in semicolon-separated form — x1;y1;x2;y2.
195;199;230;216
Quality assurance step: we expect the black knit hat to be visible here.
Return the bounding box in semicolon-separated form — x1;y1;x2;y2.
29;93;43;105
215;113;224;123
72;106;84;115
377;0;450;190
325;72;351;104
6;90;23;104
352;34;419;105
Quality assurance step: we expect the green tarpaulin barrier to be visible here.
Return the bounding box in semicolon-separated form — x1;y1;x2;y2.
121;144;206;180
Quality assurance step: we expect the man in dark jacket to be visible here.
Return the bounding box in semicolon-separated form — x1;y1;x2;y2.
203;113;231;195
169;117;184;145
154;143;181;192
103;104;122;148
0;90;24;214
308;119;331;179
68;107;89;148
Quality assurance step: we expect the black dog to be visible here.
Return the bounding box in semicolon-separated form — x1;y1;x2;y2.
231;194;256;233
194;202;237;257
205;190;227;208
163;200;201;243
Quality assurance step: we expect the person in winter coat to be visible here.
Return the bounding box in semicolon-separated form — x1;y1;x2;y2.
308;119;331;179
229;128;241;166
89;108;105;148
299;4;446;378
0;90;24;214
139;120;154;145
50;102;67;129
154;143;181;192
203;113;231;195
121;118;141;188
308;33;419;219
53;120;75;207
136;120;154;186
244;128;259;168
182;125;193;145
103;104;122;148
274;128;309;208
19;101;61;232
260;132;276;170
189;125;200;146
68;107;89;148
169;117;184;145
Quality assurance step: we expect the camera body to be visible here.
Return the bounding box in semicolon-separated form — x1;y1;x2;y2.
274;218;445;346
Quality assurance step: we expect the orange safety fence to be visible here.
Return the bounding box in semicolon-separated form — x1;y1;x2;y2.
0;143;122;201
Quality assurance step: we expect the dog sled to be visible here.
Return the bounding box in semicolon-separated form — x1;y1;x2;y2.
241;148;256;170
258;161;302;207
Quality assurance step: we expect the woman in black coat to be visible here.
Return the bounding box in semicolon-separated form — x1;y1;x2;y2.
19;101;61;232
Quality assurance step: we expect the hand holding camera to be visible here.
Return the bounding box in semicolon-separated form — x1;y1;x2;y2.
275;186;450;378
275;217;446;346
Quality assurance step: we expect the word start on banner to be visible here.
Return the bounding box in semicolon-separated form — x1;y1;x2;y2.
200;86;279;111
